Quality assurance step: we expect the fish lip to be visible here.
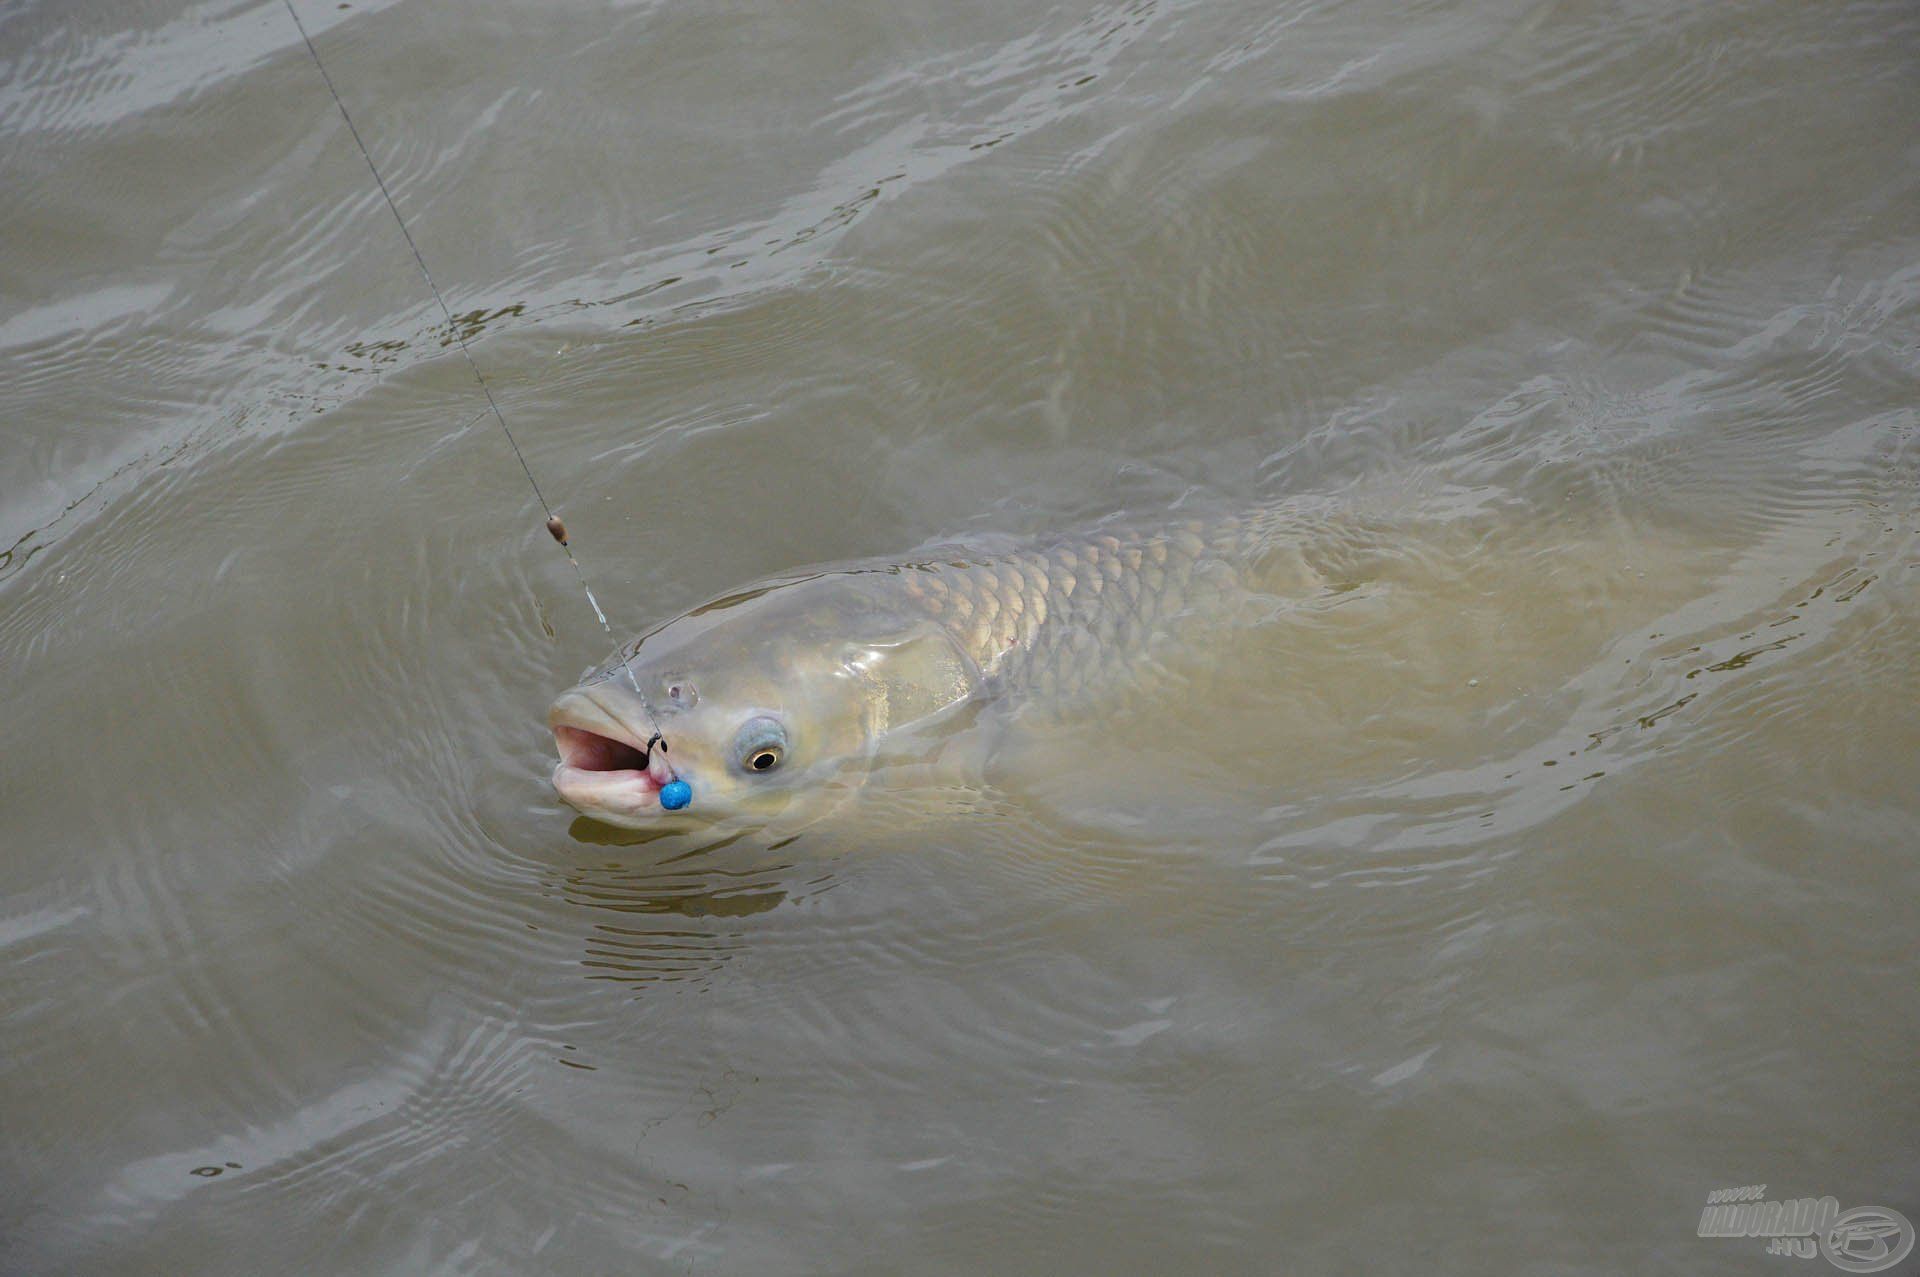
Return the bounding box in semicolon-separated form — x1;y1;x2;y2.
547;686;676;819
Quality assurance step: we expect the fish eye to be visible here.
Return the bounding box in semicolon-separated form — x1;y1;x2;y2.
664;679;697;709
731;716;788;775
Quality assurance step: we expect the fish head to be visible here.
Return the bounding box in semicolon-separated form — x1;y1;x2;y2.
548;570;978;830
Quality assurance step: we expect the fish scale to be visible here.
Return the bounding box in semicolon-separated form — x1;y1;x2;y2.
897;506;1341;707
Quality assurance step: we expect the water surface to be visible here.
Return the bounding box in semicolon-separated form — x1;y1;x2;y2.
3;0;1918;1272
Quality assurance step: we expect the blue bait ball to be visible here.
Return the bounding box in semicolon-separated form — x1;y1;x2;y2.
658;779;692;811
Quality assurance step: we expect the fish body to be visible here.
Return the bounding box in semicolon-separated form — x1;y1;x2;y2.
548;502;1358;829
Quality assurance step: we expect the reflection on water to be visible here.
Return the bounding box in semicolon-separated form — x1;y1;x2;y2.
2;0;1918;1271
555;846;796;989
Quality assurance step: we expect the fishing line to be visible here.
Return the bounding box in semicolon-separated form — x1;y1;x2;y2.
280;0;691;809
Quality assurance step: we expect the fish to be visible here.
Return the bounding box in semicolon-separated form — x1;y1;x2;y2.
547;498;1392;830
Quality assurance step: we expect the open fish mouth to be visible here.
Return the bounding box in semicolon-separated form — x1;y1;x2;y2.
548;687;674;819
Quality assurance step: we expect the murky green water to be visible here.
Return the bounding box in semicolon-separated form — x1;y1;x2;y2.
4;0;1918;1272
